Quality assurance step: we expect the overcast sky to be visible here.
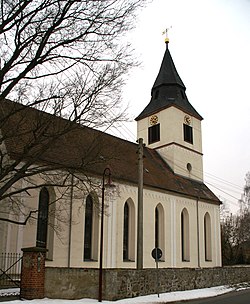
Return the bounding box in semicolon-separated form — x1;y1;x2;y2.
114;0;250;213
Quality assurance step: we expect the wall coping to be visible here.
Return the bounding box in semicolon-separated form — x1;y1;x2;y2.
22;246;47;253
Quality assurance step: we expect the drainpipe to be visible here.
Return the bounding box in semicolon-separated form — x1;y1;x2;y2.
137;138;144;269
68;174;74;268
196;197;200;268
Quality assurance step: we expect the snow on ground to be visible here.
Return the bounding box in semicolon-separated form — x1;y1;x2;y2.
0;288;20;297
0;285;236;304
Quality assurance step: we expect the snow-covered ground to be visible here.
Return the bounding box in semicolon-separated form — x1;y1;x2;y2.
1;283;250;304
0;285;234;304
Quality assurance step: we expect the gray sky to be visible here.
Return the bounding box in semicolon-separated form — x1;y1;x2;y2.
114;0;250;213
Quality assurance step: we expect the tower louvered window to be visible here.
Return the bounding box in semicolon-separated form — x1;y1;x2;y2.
148;124;160;144
183;124;193;144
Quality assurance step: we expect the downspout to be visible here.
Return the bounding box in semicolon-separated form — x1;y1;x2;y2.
68;174;74;268
196;197;200;268
137;138;144;269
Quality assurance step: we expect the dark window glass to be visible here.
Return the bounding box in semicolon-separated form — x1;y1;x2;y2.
148;124;160;144
123;202;129;260
155;207;159;248
183;124;193;144
204;216;208;261
204;213;212;261
84;195;93;260
36;187;49;248
181;209;190;262
181;211;185;261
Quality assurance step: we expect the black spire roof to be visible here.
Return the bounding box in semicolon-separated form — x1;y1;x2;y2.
135;42;203;121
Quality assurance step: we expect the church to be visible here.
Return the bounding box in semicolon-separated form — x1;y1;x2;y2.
0;37;222;273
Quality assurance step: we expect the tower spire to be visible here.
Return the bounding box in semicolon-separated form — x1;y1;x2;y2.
135;35;202;121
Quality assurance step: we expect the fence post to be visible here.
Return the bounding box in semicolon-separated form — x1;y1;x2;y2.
20;247;47;299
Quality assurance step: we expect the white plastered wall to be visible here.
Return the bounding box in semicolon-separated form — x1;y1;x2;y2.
137;107;203;181
58;182;221;269
1;174;221;269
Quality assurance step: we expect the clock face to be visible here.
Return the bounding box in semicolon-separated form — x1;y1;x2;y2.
184;115;191;125
150;115;158;125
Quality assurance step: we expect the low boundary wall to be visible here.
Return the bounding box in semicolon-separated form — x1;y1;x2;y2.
45;266;250;300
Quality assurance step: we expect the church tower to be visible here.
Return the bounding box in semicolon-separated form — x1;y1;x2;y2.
136;37;204;181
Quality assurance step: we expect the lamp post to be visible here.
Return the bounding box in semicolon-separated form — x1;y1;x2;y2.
98;167;114;302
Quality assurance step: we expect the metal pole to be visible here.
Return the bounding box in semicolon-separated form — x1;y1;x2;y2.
137;138;144;269
155;247;160;298
98;168;111;302
156;257;159;298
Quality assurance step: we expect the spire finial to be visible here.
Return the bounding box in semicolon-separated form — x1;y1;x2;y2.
162;26;172;44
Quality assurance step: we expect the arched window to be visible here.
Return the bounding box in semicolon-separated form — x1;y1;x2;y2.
36;187;49;248
204;212;212;261
46;189;55;260
155;203;165;260
123;199;135;261
83;194;99;261
181;208;190;262
155;207;159;248
84;195;93;260
123;201;129;260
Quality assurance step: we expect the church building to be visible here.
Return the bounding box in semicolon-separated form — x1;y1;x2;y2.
0;38;222;271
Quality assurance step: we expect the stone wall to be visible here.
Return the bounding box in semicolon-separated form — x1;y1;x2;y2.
45;268;99;299
45;266;250;300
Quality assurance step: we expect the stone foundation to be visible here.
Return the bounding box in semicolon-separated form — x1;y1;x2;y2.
45;266;250;301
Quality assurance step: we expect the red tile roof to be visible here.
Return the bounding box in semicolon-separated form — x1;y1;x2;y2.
0;99;220;204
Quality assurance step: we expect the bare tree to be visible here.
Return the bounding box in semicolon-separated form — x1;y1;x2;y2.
239;172;250;213
221;214;237;265
0;0;147;124
221;172;250;265
0;0;147;226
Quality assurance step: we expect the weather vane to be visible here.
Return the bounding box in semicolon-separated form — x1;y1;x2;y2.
162;26;172;43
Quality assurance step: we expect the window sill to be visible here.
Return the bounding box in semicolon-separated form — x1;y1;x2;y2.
83;259;98;262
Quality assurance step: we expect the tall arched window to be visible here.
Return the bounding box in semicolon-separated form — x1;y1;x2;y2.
36;187;49;248
181;208;190;262
84;195;93;260
155;203;165;260
46;189;55;260
83;193;99;261
123;199;135;261
204;212;212;261
123;201;129;260
155;206;159;248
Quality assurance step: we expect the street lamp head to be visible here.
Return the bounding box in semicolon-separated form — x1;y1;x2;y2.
103;167;115;189
105;176;116;189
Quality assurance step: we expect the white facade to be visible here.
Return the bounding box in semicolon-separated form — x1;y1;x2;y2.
0;180;222;268
137;107;203;181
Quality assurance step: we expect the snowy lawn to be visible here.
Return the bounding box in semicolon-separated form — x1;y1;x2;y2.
0;285;238;303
